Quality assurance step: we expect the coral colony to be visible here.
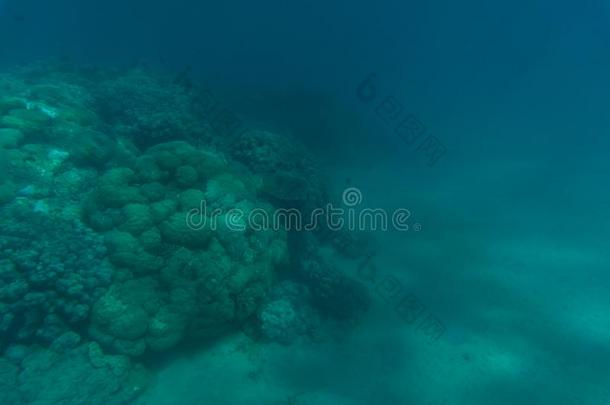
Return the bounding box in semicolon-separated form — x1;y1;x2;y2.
0;64;371;403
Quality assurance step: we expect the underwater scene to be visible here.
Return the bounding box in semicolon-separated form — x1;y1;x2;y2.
0;1;610;404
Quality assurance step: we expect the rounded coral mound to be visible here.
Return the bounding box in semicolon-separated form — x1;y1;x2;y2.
83;140;289;355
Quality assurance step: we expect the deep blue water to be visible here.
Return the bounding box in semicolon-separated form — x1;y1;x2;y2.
1;1;610;404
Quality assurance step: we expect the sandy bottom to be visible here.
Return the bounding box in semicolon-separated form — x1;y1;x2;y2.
137;158;610;405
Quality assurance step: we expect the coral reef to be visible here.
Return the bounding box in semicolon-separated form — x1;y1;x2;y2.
0;140;112;350
0;63;372;403
0;65;98;145
257;281;319;345
298;257;371;322
93;69;213;147
82;140;289;355
0;213;112;347
231;130;326;209
0;337;149;405
288;233;371;322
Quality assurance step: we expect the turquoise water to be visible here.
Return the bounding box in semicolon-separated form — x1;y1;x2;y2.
0;1;609;404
